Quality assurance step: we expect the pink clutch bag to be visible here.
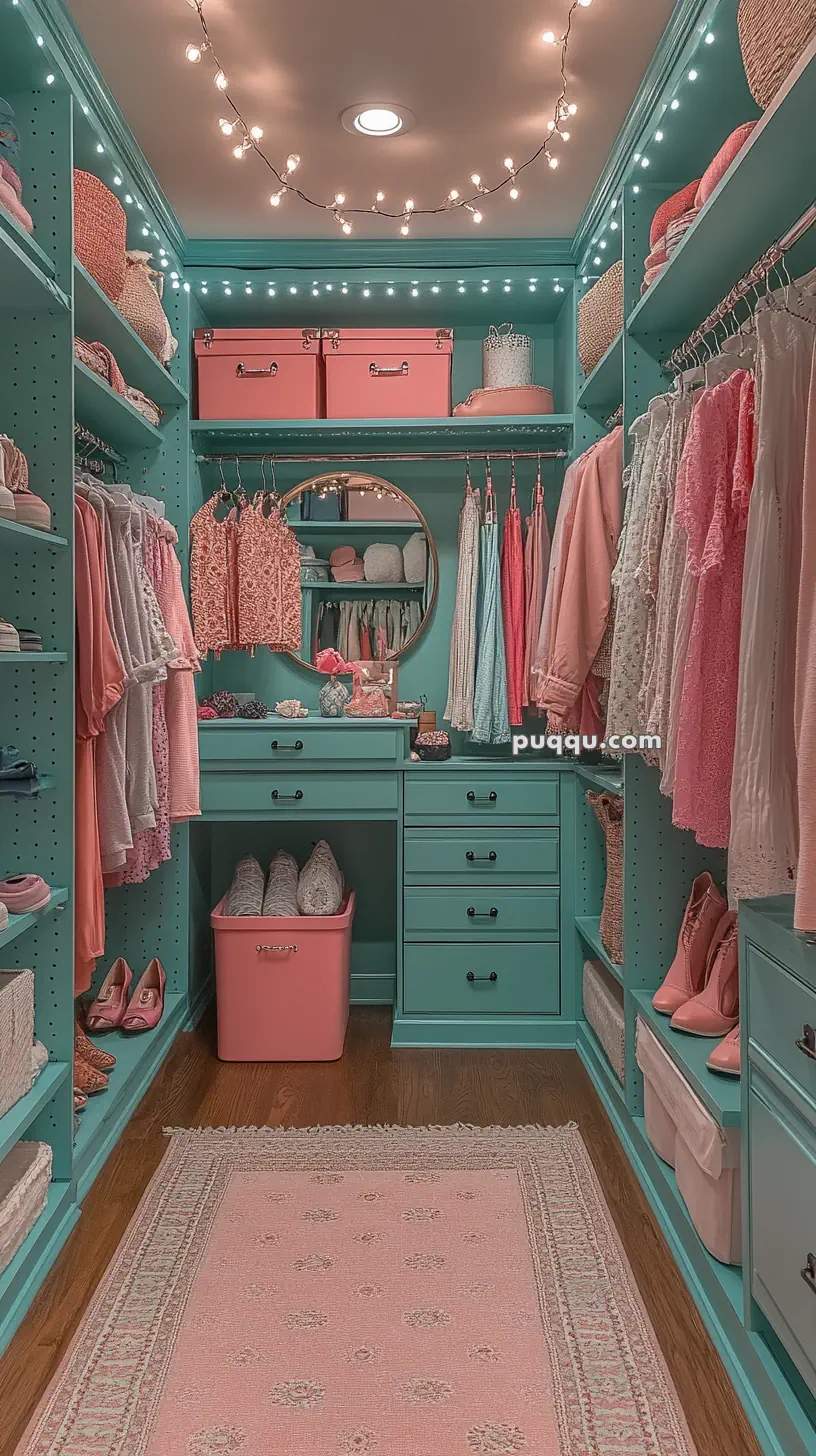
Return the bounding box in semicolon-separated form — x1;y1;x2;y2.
453;384;554;416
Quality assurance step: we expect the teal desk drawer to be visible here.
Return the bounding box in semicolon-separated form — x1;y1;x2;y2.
404;828;559;886
199;725;403;766
200;770;398;818
747;943;816;1115
403;943;560;1016
750;1090;816;1398
404;887;559;941
404;771;559;825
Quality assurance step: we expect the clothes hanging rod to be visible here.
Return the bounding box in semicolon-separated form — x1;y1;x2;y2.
195;449;568;464
669;197;816;369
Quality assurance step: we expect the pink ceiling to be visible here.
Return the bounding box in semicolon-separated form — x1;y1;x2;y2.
66;0;674;240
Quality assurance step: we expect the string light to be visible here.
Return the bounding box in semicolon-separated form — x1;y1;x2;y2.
670;98;680;109
186;0;593;235
688;68;698;80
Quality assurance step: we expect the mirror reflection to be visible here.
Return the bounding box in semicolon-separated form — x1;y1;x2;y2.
279;473;438;672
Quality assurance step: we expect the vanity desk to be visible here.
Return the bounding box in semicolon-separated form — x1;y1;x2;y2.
197;719;577;1047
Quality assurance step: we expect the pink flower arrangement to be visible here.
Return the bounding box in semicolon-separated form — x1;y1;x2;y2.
315;647;350;677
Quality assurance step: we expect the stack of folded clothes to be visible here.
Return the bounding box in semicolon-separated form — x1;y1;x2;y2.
18;629;42;653
0;621;44;653
0;96;34;234
330;545;365;583
0;744;40;798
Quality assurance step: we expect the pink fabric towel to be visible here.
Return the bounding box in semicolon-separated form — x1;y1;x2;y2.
0;177;33;233
0;157;22;200
695;123;756;209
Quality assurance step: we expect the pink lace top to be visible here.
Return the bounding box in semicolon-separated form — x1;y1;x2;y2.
671;369;755;848
190;493;301;656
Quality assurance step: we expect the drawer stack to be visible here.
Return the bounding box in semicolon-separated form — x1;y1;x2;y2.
742;902;816;1401
401;770;561;1027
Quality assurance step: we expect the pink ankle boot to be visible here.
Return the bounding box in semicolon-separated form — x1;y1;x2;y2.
707;1024;741;1077
652;872;727;1016
671;911;739;1036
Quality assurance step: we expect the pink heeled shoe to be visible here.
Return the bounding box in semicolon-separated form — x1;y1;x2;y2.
707;1024;741;1077
670;911;739;1036
122;958;166;1034
86;957;133;1032
652;872;727;1016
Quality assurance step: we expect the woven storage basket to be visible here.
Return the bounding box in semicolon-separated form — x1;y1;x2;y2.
738;0;816;109
115;251;178;363
0;970;34;1120
483;323;534;389
73;170;127;301
0;1141;51;1276
578;260;624;377
586;789;624;965
583;959;625;1083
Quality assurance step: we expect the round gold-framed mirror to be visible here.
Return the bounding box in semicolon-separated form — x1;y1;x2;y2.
280;472;438;675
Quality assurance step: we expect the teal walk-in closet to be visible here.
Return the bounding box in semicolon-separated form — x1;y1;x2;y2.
1;0;816;1452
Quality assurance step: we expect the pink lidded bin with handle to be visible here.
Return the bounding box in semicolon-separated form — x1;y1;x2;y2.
194;327;324;420
323;327;453;417
211;891;355;1061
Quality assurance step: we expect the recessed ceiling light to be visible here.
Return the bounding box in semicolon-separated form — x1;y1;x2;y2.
341;103;416;138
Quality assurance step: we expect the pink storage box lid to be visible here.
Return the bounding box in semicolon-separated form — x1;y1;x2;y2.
194;327;322;356
323;328;453;356
211;890;355;930
635;1016;739;1177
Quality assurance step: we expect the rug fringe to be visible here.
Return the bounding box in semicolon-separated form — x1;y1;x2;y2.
163;1122;581;1137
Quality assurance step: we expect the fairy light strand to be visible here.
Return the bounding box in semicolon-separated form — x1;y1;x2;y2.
184;0;589;235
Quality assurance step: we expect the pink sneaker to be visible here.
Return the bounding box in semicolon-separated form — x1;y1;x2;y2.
671;911;739;1036
652;872;727;1016
0;874;51;913
707;1024;741;1077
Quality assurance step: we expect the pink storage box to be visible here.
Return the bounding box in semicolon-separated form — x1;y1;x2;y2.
211;891;355;1061
194;328;324;420
324;328;453;418
636;1017;742;1265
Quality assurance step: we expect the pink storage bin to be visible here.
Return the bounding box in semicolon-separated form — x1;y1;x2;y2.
324;328;453;418
194;328;324;420
211;891;354;1061
636;1017;742;1265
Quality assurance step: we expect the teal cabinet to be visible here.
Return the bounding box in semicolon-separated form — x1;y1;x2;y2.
199;722;407;767
746;942;816;1114
403;943;560;1016
404;828;560;886
200;769;399;819
404;887;560;941
404;770;559;825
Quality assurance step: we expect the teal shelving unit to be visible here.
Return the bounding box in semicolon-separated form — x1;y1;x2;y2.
73;261;188;408
576;332;623;416
190;414;574;455
575;915;624;985
73;359;164;453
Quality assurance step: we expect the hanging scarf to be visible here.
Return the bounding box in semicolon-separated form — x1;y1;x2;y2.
472;504;511;745
501;482;526;727
444;485;481;731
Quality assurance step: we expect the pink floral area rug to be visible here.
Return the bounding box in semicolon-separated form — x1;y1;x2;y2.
17;1125;696;1456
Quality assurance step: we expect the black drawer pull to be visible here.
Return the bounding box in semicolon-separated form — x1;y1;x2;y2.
466;790;497;803
801;1253;816;1294
270;739;304;751
271;789;304;800
467;971;498;983
467;906;498;918
796;1025;816;1062
466;851;497;862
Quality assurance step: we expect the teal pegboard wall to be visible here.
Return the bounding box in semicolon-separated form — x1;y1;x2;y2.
0;87;75;1181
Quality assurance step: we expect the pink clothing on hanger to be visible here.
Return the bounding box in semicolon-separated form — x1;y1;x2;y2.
522;486;551;708
152;517;201;821
671;371;755;849
795;348;816;932
530;454;585;701
501;491;526;726
536;428;623;733
74;496;126;995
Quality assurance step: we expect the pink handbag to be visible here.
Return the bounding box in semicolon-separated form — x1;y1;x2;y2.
453;384;554;416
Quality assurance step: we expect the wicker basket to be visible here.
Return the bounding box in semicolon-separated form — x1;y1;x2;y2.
115;251;178;364
578;260;624;377
737;0;816;109
0;970;34;1120
586;789;624;965
0;1141;51;1276
73;170;127;302
583;958;625;1083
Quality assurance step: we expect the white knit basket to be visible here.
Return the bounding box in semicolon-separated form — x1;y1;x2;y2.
0;970;34;1120
0;1141;51;1275
583;958;625;1084
483;324;534;389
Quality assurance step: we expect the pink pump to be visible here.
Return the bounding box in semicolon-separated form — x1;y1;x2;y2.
652;872;727;1016
85;957;132;1032
708;1024;741;1077
121;958;166;1034
671;912;739;1036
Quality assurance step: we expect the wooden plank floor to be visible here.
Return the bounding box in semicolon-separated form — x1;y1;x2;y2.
0;1009;760;1456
